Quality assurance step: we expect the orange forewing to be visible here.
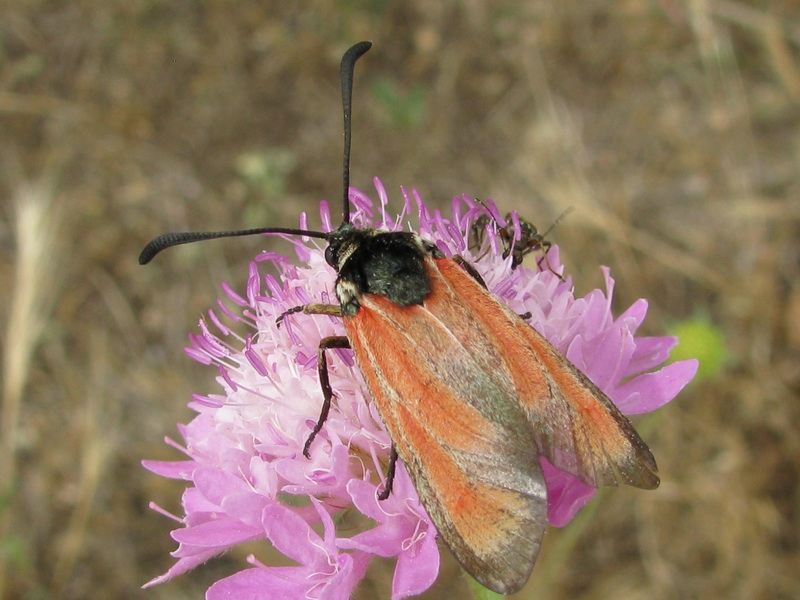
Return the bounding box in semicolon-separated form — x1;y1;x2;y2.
342;254;657;593
345;288;547;594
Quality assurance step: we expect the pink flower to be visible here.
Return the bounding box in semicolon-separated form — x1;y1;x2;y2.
339;463;439;597
205;498;370;600
143;178;698;598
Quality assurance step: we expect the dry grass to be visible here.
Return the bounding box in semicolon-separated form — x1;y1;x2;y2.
1;1;798;599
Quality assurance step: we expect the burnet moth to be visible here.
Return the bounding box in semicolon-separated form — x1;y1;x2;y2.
140;41;659;595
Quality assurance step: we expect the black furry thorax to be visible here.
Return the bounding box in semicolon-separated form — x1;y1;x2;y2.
326;225;443;316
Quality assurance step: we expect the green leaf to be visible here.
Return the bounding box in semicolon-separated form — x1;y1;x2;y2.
669;316;726;381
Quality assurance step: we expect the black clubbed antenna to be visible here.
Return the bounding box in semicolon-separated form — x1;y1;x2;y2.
138;226;328;265
340;41;372;225
138;41;374;265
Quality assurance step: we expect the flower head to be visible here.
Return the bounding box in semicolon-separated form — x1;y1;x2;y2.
143;178;698;598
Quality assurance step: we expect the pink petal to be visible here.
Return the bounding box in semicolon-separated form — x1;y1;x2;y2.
182;487;223;515
206;567;308;600
584;324;632;390
391;526;440;599
320;552;371;600
626;336;678;374
220;492;270;528
171;518;261;547
262;502;322;566
193;467;252;505
615;359;699;414
543;460;597;527
142;549;220;588
615;298;648;331
141;459;196;480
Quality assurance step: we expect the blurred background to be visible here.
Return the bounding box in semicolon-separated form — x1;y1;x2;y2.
1;1;799;598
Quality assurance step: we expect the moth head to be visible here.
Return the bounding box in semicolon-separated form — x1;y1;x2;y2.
325;223;375;273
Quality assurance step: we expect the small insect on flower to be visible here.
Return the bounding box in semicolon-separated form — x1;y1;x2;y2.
140;42;660;595
470;204;574;271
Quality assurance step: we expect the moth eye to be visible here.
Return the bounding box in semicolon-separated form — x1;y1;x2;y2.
325;245;337;267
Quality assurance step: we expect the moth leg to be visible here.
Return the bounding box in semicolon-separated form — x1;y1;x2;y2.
451;255;488;289
276;302;342;327
378;445;398;501
303;335;351;458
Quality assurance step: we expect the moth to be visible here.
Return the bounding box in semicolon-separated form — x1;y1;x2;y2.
140;41;659;595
